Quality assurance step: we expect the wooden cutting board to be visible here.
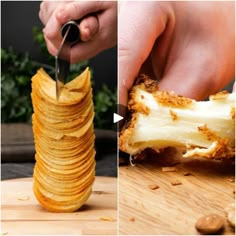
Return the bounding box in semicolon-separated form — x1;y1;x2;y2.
1;176;117;235
119;150;235;235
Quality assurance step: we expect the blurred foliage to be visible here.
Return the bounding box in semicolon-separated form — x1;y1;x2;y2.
94;84;117;130
1;26;117;129
1;47;35;122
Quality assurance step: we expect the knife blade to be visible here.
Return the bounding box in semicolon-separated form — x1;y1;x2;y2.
55;21;80;100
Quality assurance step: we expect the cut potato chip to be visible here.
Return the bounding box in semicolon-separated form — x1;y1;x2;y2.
31;67;96;212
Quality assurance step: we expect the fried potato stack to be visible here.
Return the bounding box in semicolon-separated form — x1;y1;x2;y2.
31;67;95;212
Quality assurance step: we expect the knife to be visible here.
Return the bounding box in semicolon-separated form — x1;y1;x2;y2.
55;21;80;100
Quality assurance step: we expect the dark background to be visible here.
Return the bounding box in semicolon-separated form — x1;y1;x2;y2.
1;1;117;93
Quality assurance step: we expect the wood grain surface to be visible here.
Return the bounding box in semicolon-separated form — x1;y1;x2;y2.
119;149;235;235
1;177;117;235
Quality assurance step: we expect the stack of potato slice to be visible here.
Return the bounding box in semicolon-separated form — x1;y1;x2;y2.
31;67;96;212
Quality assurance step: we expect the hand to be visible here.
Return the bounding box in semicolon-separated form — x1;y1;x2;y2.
118;1;235;106
39;1;117;63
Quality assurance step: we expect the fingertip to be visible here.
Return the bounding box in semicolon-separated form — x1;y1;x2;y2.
79;16;99;42
56;8;70;24
80;28;90;42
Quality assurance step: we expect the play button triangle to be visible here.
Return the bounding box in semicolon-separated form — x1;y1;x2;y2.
113;113;124;123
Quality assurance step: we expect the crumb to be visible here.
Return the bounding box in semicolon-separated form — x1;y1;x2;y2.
93;191;104;194
2;233;8;235
141;95;144;99
183;171;192;176
154;91;192;108
169;109;178;121
198;124;217;141
227;177;235;183
99;216;114;222
162;166;177;172
171;180;182;186
230;106;235;120
148;184;160;190
134;103;150;115
129;217;135;222
17;196;30;201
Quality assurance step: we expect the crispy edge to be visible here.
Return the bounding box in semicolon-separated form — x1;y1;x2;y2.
195;124;235;159
135;74;193;108
210;90;229;100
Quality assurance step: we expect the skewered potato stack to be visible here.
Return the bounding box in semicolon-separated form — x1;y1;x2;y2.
31;67;96;212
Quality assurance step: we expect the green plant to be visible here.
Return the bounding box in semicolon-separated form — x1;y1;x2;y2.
1;27;117;129
94;84;117;129
1;47;35;122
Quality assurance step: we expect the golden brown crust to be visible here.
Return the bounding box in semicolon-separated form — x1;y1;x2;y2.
130;103;150;115
133;74;193;108
119;114;137;152
210;90;229;100
186;124;235;159
153;91;193;109
119;73;235;160
134;74;159;93
197;124;218;141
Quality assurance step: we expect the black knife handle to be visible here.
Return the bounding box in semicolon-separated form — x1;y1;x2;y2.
61;21;80;44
